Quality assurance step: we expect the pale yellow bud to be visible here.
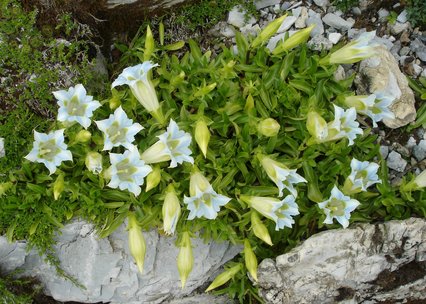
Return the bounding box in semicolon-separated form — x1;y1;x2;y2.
194;119;210;158
75;130;91;143
128;213;146;274
306;111;328;141
414;170;426;188
251;14;287;48
109;94;121;110
85;152;103;175
177;232;193;288
272;25;315;55
0;182;12;197
53;173;64;200
244;239;258;281
144;25;155;61
251;211;273;246
162;185;181;235
245;94;255;112
257;118;280;137
205;264;242;292
146;166;161;191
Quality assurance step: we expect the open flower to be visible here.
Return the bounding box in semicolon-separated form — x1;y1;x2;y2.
324;31;378;65
107;145;152;196
259;154;306;197
240;195;299;230
344;93;395;127
327;105;363;146
111;62;164;123
183;172;231;220
141;119;194;168
343;158;381;194
318;186;360;228
25;129;72;175
54;84;101;129
95;106;143;151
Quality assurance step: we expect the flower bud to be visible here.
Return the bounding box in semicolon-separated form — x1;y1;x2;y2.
205;264;242;292
251;14;287;48
109;94;121;110
162;185;181;235
244;239;258;281
245;94;255;112
75;130;91;143
53;173;64;200
257;118;280;137
0;182;12;197
414;170;426;188
146;166;161;191
272;25;315;55
306;111;328;141
128;212;146;274
85;152;103;174
194;119;210;158
177;232;193;288
251;211;273;246
144;25;155;61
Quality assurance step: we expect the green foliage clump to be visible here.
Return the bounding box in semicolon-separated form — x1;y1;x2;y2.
0;274;36;304
332;0;359;12
406;0;426;27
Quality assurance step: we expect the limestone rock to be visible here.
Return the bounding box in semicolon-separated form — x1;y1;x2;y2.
322;13;355;31
255;0;281;10
306;10;324;37
257;218;426;303
355;46;416;128
0;137;4;158
107;0;187;9
228;6;256;29
1;220;241;303
277;16;297;34
387;151;407;172
295;7;308;29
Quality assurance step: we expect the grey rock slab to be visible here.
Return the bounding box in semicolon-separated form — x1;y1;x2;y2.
380;145;389;159
313;0;329;10
328;32;342;44
167;293;235;304
255;0;281;10
292;7;302;18
406;136;417;150
397;10;408;23
228;5;256;29
307;35;333;51
277;15;297;34
1;220;241;303
295;6;308;28
333;65;346;81
0;137;4;158
257;218;426;304
322;13;355;31
411;39;426;62
306;10;324;37
390;22;409;35
240;24;261;37
377;8;389;21
355;46;416;128
400;46;411;56
387;151;407;172
0;238;27;272
208;22;235;38
352;7;361;15
413;140;426;161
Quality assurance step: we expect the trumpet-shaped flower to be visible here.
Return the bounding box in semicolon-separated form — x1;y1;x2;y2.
318;186;360;228
240;195;299;230
85;152;103;174
95;106;143;151
343;158;381;194
162;185;181;235
328;105;363;146
259;154;306;197
183;172;231;220
344;93;395;127
326;31;378;65
25;129;73;175
112;62;164;123
107;145;152;196
141;119;194;168
54;84;101;129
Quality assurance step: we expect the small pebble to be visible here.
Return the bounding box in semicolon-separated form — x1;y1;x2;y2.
413;140;426;161
0;138;4;158
380;145;389;159
387;151;407;172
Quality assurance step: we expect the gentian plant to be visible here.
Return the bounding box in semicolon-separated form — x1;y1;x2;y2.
2;16;426;302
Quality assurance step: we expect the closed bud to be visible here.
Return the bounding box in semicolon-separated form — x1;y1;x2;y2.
251;211;273;246
272;25;315;55
244;239;258;281
109;94;121;110
257;118;280;137
162;185;181;235
205;264;242;292
128;212;146;274
75;130;91;143
85;152;103;175
194;119;210;158
144;25;155;61
146;166;161;191
251;14;287;48
245;94;255;113
177;232;193;288
306;111;328;141
0;182;12;196
53;173;64;200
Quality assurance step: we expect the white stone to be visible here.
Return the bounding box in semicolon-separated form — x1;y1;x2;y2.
380;145;389;159
322;13;355;31
413;140;426;161
355;46;416;128
333;65;346;81
352;7;361;15
0;137;4;158
228;5;256;29
390;22;409;35
292;7;302;18
313;0;329;9
328;32;342;44
413;63;423;77
255;0;281;10
295;7;308;28
240;24;261;37
387;151;407;172
306;10;324;37
1;220;241;303
277;15;297;33
406;137;417;150
397;10;408;23
411;39;426;62
257;218;426;303
267;31;296;51
378;8;389;20
307;35;332;51
208;21;235;38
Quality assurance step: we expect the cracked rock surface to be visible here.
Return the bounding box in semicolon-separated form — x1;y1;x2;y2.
0;219;241;303
257;218;426;304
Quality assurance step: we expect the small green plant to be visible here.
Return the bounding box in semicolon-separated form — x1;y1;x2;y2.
331;0;359;13
406;0;426;28
387;11;398;25
0;273;37;304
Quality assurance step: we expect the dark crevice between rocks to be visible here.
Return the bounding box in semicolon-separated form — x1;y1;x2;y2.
334;286;356;301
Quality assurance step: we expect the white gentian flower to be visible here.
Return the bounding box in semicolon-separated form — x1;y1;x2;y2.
53;84;101;129
259;154;306;197
141;119;194;168
326;31;378;65
111;62;164;123
107;145;152;196
318;186;360;228
25;129;72;175
344;93;395;127
95;106;143;151
328;105;363;146
343;158;381;194
183;172;231;220
240;195;299;230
